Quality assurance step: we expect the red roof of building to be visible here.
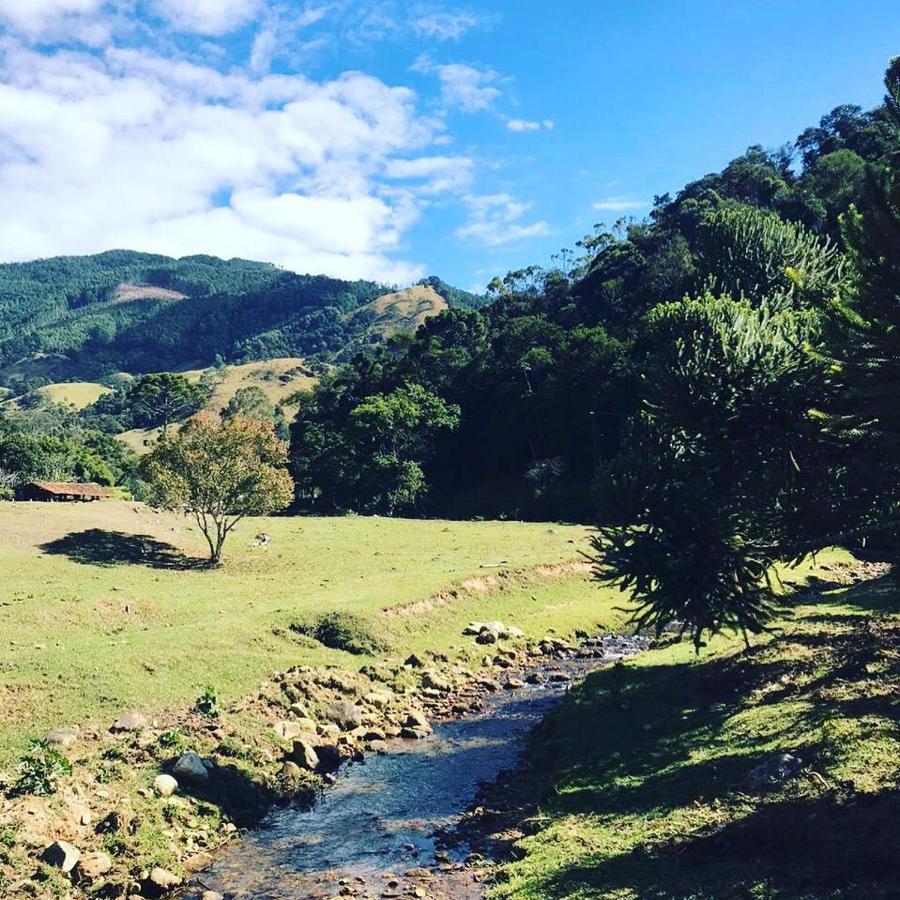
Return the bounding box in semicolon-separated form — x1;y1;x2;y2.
30;481;112;497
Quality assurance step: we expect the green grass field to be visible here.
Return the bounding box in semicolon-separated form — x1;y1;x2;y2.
491;558;899;899
36;382;113;409
0;502;630;768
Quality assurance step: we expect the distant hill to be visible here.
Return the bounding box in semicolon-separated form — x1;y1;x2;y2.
0;250;485;391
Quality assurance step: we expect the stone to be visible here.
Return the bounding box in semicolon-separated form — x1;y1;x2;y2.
280;760;303;781
745;752;803;789
323;700;363;731
289;702;309;717
526;671;546;685
421;672;451;692
273;720;307;741
173;751;210;785
153;774;178;797
314;743;344;773
73;851;112;881
290;739;320;771
475;630;497;645
403;711;432;732
41;840;80;872
404;654;425;668
463;622;487;635
364;691;392;709
504;678;525;690
44;727;78;748
185;850;214;872
400;727;431;740
111;711;148;732
202;893;224;900
149;866;182;890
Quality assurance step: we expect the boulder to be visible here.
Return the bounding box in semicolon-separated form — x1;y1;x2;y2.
173;751;210;785
364;691;392;709
202;893;225;900
290;739;320;772
400;727;430;740
273;720;308;741
111;711;147;732
504;678;525;690
421;672;451;692
153;774;178;797
475;630;497;645
289;702;309;718
44;727;79;748
745;752;803;789
404;654;425;668
314;743;345;773
41;840;80;872
403;711;432;733
148;867;182;890
73;851;112;881
323;699;363;731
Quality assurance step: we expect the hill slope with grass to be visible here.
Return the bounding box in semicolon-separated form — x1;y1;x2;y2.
0;251;485;391
0;501;611;768
491;561;899;900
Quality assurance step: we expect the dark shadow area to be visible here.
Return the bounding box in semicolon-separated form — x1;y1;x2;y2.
539;790;900;899
500;574;899;898
40;528;206;570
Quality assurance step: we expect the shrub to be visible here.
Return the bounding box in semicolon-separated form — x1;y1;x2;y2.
193;685;220;718
12;741;72;796
290;611;388;656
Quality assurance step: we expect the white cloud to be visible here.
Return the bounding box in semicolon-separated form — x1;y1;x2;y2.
506;117;553;133
412;11;477;40
0;39;473;283
592;196;650;212
456;193;550;246
385;155;472;193
414;58;499;112
0;0;116;44
151;0;262;36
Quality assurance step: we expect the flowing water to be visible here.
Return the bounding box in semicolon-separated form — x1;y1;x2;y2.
196;666;593;899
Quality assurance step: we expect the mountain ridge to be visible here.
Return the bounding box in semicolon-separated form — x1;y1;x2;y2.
0;250;486;391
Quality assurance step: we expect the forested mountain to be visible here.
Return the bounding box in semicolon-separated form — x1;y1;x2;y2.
291;67;900;542
0;251;485;392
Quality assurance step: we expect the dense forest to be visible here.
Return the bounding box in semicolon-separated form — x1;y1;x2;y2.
291;73;898;524
0;253;484;392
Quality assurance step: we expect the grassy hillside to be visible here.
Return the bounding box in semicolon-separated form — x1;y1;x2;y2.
36;381;113;410
0;251;483;389
492;557;899;899
0;502;622;768
183;357;317;416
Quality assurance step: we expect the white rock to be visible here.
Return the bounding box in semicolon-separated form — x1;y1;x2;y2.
153;774;178;797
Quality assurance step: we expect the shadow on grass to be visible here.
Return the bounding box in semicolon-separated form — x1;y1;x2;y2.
511;576;899;898
40;528;206;570
538;790;899;899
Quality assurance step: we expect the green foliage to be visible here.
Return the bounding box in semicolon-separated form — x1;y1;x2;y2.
595;296;829;648
126;372;209;433
193;685;220;718
221;385;276;422
156;728;186;753
141;412;294;562
11;740;72;797
291;611;388;655
697;203;848;308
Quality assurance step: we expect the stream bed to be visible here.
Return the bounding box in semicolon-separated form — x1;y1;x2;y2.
192;642;645;900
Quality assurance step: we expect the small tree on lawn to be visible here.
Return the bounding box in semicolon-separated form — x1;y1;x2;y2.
140;412;294;564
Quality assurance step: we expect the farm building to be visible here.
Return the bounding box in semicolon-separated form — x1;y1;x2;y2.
15;481;113;502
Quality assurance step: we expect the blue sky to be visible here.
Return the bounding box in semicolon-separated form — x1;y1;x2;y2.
0;1;897;291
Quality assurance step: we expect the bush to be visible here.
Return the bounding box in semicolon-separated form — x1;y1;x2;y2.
193;685;220;718
11;741;72;796
290;611;388;656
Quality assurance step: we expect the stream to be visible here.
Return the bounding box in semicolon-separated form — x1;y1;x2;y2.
192;645;642;900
